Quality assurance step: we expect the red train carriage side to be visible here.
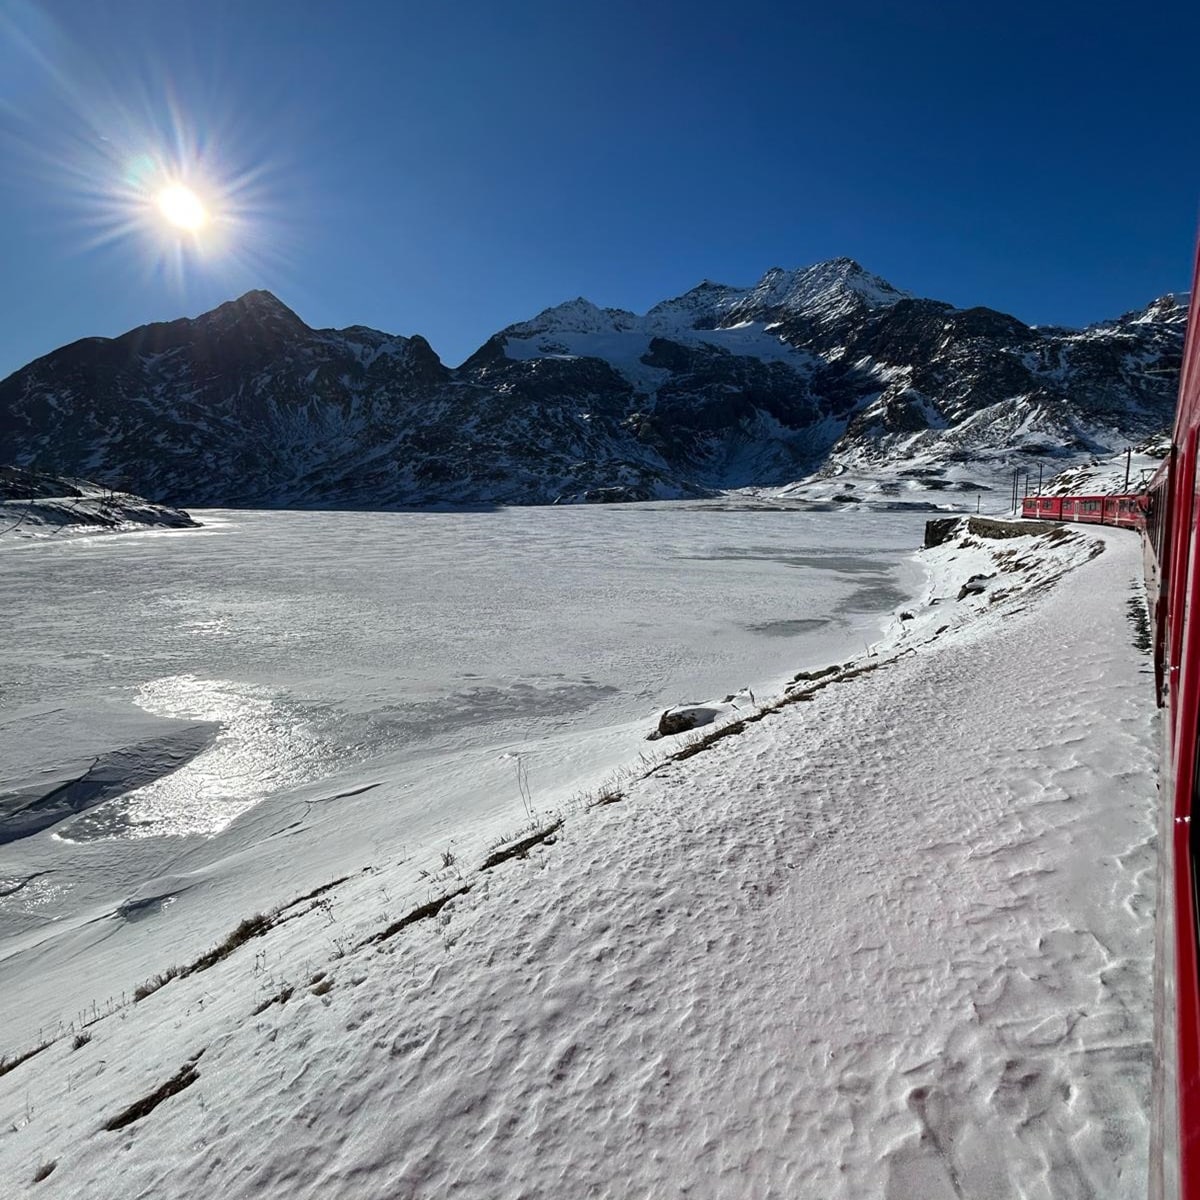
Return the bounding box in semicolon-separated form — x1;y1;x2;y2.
1023;494;1064;520
1146;457;1172;706
1020;491;1146;529
1149;236;1200;1200
1114;495;1144;529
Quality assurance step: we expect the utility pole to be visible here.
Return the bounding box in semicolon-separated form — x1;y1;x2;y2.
1037;462;1043;495
1124;447;1132;491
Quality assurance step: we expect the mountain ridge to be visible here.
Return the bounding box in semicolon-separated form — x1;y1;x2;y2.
0;260;1185;508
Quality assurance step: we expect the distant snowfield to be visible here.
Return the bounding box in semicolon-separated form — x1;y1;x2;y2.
0;504;927;1044
0;510;1157;1199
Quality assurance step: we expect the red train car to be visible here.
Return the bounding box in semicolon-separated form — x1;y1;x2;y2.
1146;457;1172;707
1150;237;1200;1200
1024;494;1064;520
1111;494;1147;528
1020;491;1145;529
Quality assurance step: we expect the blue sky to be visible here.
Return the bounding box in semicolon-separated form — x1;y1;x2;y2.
0;0;1197;378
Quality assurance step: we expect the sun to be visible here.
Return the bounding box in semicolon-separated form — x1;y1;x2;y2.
155;183;208;232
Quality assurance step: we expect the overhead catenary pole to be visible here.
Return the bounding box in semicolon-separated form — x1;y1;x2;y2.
1124;446;1132;491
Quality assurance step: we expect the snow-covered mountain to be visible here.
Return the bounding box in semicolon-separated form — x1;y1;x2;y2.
0;261;1186;507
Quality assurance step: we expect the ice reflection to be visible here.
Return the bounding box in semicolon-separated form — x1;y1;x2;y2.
0;873;66;909
60;675;330;841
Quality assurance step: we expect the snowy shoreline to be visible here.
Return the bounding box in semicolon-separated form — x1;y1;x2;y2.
0;514;1157;1198
0;466;199;543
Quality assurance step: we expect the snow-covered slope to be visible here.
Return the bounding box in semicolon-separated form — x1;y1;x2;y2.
1035;434;1171;497
0;466;198;538
0;519;1155;1197
0;265;1185;507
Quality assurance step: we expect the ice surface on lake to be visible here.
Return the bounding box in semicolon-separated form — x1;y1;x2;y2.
0;504;928;1036
63;675;331;840
2;506;922;837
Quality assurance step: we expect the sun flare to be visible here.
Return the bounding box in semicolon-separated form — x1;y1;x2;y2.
155;183;208;231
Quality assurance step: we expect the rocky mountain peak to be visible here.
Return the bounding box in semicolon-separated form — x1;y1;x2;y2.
1122;293;1191;326
507;296;639;339
107;289;311;364
736;259;911;321
509;259;914;343
644;280;744;331
199;290;310;335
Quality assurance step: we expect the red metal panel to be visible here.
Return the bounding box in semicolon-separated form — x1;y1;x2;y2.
1149;458;1174;707
1169;441;1198;720
1172;424;1200;1200
1164;234;1200;1200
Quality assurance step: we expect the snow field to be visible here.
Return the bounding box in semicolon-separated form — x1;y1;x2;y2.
0;507;924;1052
0;521;1156;1198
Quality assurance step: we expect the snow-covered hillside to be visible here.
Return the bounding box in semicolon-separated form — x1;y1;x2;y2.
759;422;1174;512
0;466;198;538
0;516;1156;1198
1035;434;1171;497
0;262;1184;508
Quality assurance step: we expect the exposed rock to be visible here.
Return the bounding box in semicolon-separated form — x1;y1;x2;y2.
791;664;843;683
925;515;1048;548
647;705;724;740
963;517;1047;540
924;517;964;548
957;574;995;600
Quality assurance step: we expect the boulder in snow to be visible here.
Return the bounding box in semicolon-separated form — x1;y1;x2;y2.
648;705;725;740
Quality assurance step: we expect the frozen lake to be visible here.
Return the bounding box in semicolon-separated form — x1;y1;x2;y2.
0;504;930;1038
